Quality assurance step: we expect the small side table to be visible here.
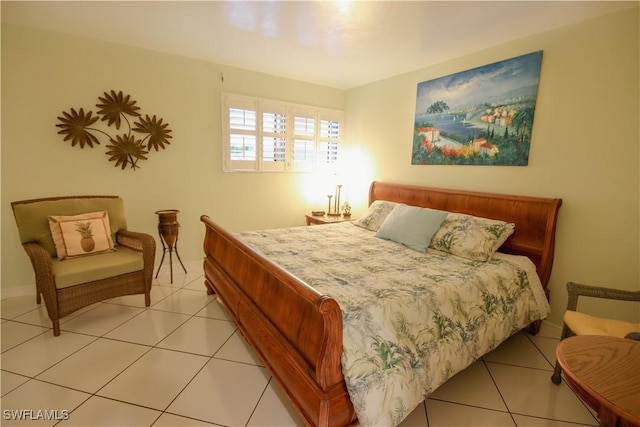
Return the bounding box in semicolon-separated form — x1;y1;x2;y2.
155;209;187;283
305;214;353;226
556;335;640;427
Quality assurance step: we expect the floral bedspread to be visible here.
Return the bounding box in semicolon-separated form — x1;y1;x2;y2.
236;222;550;426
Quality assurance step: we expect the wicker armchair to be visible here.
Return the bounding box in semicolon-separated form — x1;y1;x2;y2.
551;281;640;384
11;195;155;336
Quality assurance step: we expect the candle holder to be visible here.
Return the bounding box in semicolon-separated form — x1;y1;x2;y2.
155;209;187;283
327;184;342;217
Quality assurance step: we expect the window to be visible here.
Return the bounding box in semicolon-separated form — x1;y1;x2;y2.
222;93;344;172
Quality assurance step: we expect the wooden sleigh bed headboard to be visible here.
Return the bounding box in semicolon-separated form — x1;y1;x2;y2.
201;181;562;427
369;181;563;290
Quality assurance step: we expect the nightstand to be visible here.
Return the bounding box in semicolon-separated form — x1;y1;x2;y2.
305;214;353;226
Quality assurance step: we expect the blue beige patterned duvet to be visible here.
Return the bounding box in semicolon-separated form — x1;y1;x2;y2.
236;222;550;426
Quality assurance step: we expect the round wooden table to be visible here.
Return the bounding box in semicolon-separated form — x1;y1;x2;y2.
556;335;640;427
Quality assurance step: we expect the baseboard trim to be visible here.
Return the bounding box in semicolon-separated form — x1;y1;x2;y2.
1;286;35;300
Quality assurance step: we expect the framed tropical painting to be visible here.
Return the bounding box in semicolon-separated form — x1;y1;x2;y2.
412;51;543;166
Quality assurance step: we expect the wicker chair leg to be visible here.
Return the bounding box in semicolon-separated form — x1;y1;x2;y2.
145;292;150;307
552;323;571;385
551;361;562;384
52;319;60;336
36;292;41;304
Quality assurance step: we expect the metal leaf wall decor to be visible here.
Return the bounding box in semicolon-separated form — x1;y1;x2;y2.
56;90;173;170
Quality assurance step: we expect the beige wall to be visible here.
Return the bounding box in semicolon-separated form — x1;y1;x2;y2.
345;8;639;325
2;7;638;327
1;24;345;294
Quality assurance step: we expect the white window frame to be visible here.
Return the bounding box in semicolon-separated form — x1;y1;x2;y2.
222;93;344;173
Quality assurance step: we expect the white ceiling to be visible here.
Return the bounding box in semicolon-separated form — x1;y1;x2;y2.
2;1;637;89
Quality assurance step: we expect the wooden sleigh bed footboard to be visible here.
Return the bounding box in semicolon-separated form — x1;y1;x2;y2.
200;215;356;427
201;181;562;427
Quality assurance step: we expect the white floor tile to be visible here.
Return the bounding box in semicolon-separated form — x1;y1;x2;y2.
214;330;264;366
60;304;144;336
153;413;217;426
36;338;149;393
425;399;515;427
59;302;107;323
144;284;180;304
0;379;90;426
105;309;191;346
157;316;236;356
398;402;428;427
105;287;169;308
487;363;598;425
483;332;553;370
513;413;598;426
1;371;30;396
150;288;215;315
0;272;607;427
537;320;563;339
195;297;233;321
530;334;560;367
1;331;96;377
1;321;49;352
97;348;208;410
57;396;161;426
247;380;305;427
11;305;52;329
167;358;270;426
183;275;208;291
1;295;40;319
154;270;203;288
429;360;507;411
8;300;105;330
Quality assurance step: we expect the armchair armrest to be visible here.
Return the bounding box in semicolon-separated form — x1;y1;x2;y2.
22;242;58;314
116;230;156;290
116;230;155;254
566;281;640;312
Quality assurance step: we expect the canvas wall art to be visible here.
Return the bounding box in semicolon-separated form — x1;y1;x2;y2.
412;51;543;166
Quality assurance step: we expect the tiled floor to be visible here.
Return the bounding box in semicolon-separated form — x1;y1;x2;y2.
1;263;599;427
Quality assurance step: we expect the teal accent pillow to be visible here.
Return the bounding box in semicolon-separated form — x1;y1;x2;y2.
375;204;448;252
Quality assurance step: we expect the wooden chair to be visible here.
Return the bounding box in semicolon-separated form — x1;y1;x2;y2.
551;281;640;384
11;195;155;336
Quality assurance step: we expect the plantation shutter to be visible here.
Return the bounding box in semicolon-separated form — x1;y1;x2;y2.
318;117;340;166
261;102;287;172
223;96;258;171
291;108;316;172
222;93;343;172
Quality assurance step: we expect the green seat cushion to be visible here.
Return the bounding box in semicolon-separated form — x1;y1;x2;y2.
52;248;143;289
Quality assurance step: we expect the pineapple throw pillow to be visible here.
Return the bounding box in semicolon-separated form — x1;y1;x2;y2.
48;211;115;259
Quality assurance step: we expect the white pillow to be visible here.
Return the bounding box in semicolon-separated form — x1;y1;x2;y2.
353;200;398;232
429;212;514;261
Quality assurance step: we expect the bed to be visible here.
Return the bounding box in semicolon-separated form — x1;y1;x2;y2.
200;181;562;426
